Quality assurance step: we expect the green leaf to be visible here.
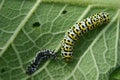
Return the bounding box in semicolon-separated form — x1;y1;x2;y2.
0;0;120;80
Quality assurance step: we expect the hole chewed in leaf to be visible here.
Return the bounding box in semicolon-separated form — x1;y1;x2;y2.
32;22;41;27
62;10;67;14
1;68;6;73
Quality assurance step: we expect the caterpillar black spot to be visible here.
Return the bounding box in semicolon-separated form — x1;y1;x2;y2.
26;49;56;75
61;12;110;62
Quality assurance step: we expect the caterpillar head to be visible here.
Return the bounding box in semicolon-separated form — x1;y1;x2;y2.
103;12;109;22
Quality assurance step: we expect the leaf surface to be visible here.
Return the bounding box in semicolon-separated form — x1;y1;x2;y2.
0;0;120;80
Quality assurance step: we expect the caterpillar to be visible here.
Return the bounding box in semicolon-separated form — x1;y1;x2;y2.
26;49;56;75
61;12;109;62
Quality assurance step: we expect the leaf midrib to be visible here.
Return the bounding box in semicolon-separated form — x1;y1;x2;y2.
0;0;42;56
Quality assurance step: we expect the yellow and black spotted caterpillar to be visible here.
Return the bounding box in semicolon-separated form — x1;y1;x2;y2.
61;12;110;62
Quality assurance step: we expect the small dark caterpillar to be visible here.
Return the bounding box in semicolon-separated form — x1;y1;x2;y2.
61;12;110;62
26;49;56;75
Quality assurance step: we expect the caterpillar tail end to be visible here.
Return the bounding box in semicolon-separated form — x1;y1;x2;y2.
64;57;71;62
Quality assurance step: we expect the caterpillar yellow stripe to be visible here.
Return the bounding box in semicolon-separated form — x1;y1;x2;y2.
61;12;110;62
